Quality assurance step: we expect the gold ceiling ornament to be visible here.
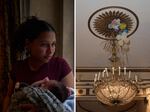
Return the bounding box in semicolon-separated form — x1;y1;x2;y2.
88;6;139;40
88;6;139;106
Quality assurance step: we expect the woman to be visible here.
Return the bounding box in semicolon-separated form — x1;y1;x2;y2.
3;17;74;112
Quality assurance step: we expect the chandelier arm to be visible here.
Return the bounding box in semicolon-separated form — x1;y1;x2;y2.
118;82;131;100
116;83;122;100
128;85;137;100
119;83;137;103
126;87;136;101
96;86;112;104
125;52;129;66
107;82;114;99
123;84;138;101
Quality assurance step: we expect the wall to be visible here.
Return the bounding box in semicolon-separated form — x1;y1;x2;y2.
63;0;74;69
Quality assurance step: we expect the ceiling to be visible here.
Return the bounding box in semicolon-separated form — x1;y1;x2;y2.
76;0;150;68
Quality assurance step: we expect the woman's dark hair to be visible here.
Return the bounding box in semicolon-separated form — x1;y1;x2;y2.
13;16;56;53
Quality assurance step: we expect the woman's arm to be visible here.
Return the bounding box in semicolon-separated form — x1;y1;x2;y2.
32;70;74;88
2;79;15;112
32;71;74;89
61;71;74;88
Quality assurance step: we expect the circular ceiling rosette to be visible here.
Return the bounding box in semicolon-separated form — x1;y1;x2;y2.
88;6;139;40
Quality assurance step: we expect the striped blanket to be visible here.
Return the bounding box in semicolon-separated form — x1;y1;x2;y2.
9;86;74;112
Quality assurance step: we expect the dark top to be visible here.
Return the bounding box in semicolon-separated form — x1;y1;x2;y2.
11;57;72;85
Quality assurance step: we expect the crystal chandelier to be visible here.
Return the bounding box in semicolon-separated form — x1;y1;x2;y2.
93;39;139;106
94;67;138;106
88;6;139;106
92;39;139;106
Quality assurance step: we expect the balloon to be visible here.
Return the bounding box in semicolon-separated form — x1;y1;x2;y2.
120;23;126;30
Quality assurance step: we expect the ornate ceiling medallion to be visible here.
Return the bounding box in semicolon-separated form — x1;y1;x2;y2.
88;6;139;40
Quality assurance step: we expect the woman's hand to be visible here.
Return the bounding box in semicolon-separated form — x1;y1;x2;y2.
31;77;57;89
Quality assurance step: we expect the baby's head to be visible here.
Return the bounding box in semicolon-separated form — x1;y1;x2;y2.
15;81;69;103
48;82;69;102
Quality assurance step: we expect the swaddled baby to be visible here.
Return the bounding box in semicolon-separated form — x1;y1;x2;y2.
9;81;69;112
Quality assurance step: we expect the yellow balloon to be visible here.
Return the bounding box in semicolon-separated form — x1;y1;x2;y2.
120;23;126;30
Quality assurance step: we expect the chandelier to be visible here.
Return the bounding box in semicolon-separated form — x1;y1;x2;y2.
94;67;138;106
88;6;139;106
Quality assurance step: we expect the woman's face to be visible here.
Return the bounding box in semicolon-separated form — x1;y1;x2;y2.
27;31;56;63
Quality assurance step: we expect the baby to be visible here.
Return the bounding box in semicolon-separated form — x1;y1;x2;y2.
15;81;69;102
47;81;69;102
9;81;69;112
